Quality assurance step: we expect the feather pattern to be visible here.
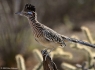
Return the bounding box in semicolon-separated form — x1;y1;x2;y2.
43;28;66;47
24;4;35;12
62;36;95;48
17;3;95;49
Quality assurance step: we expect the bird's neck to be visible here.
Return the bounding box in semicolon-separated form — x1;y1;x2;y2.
28;15;42;32
28;15;38;26
28;12;38;24
28;15;43;37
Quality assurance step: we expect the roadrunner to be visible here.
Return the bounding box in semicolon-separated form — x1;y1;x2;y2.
16;4;95;49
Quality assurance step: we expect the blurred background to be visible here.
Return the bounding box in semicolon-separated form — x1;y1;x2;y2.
0;0;95;70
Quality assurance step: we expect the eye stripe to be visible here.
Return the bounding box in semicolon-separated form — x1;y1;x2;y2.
28;12;32;14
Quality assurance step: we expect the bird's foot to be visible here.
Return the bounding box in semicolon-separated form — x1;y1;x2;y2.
45;48;55;61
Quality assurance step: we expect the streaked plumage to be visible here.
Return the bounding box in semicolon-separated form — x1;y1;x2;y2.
16;4;95;49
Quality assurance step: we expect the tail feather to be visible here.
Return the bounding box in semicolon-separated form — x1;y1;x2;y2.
62;35;95;48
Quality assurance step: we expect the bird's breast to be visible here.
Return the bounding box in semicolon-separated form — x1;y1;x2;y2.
35;36;60;48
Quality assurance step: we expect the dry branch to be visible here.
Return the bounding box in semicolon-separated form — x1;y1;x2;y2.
41;50;58;70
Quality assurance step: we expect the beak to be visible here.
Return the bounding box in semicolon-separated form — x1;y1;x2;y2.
15;12;22;15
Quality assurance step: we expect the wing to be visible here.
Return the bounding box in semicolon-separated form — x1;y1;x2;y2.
43;29;65;45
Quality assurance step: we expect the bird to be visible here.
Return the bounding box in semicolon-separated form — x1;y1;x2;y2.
16;4;95;50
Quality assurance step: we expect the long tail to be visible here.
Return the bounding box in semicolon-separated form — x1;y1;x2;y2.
61;35;95;48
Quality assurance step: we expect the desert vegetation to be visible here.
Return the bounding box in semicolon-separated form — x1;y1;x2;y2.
0;0;95;70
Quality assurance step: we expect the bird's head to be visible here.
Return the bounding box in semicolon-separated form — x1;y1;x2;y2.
16;4;35;18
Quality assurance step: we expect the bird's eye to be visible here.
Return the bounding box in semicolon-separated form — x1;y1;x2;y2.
27;12;32;15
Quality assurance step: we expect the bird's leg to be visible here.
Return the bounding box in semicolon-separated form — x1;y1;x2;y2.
42;48;49;57
45;47;56;61
44;48;49;51
41;48;50;61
